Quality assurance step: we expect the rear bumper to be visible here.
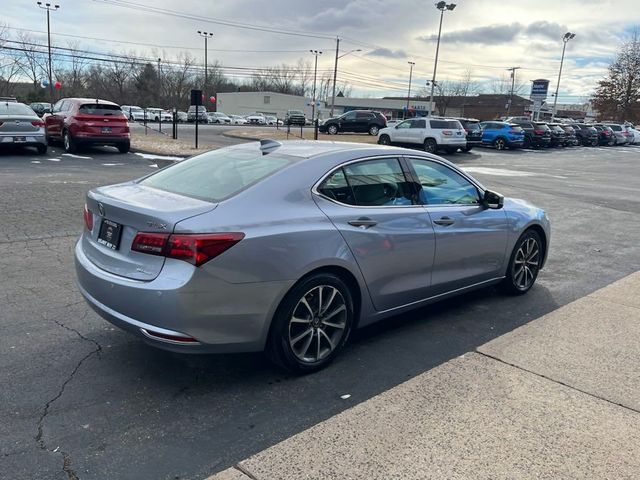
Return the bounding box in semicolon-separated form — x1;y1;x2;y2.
74;239;292;353
74;134;130;146
439;137;466;146
0;134;46;145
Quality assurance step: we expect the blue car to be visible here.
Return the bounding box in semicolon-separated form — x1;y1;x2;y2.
479;121;525;150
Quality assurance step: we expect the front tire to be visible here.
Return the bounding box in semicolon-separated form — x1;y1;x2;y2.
266;273;354;373
327;124;338;135
502;230;543;295
378;134;391;145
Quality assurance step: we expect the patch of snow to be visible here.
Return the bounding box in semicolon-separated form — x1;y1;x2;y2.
102;163;125;166
134;152;184;161
62;153;92;159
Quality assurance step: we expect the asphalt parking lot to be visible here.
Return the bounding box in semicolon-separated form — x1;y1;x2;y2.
1;140;639;480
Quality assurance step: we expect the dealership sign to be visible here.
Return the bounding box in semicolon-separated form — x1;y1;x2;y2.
530;79;550;100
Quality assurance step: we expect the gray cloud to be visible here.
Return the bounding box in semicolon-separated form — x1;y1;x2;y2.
418;21;569;45
367;48;408;58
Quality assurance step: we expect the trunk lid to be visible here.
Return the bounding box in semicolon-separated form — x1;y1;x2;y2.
83;182;217;280
0;115;41;134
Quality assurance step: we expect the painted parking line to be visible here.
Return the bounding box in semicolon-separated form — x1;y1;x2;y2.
463;166;566;179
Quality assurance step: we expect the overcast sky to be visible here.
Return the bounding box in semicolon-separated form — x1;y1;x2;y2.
4;0;639;102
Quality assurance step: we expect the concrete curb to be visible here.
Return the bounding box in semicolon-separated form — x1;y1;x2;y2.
206;271;640;480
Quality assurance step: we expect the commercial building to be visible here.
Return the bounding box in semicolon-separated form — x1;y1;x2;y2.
330;97;434;119
216;91;318;119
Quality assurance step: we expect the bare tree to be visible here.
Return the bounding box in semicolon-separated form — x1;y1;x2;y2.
488;72;526;95
0;23;22;96
418;69;481;116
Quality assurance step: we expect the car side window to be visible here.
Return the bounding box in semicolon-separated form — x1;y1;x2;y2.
52;100;63;113
408;159;480;206
356;112;371;119
396;120;411;129
342;111;356;121
411;119;426;129
318;158;415;207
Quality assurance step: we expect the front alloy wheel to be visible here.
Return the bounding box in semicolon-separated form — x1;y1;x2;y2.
327;124;338;135
503;230;542;294
378;134;391;145
63;130;77;153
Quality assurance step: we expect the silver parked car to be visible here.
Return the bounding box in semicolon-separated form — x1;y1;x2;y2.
75;140;550;372
0;101;47;154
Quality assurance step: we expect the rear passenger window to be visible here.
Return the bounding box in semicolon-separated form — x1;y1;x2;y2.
411;119;426;128
318;158;415;207
409;159;480;205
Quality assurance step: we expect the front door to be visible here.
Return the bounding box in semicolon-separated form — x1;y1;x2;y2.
314;157;436;312
406;157;509;295
339;111;357;132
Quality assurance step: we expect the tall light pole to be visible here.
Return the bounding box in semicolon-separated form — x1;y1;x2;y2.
506;66;521;116
37;2;59;104
428;1;456;117
330;39;361;117
197;31;213;95
310;50;322;120
406;61;415;118
552;32;576;120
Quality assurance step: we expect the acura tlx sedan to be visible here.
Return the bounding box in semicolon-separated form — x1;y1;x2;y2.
75;140;550;372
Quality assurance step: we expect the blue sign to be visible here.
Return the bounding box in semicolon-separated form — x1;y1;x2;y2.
531;79;550;99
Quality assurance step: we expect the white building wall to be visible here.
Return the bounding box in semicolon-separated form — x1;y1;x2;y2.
217;92;314;118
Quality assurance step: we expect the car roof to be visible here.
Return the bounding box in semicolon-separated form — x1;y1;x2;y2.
62;98;120;106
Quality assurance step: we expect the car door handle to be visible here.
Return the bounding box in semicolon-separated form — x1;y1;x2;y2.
348;217;378;229
433;216;455;226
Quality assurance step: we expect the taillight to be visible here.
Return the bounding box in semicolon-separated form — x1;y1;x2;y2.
442;130;452;136
534;129;545;135
31;120;45;127
83;204;93;231
131;232;244;267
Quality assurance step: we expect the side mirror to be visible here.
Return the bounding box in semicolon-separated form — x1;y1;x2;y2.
483;189;504;209
394;125;399;129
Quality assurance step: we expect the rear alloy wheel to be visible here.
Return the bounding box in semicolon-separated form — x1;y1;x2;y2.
423;138;437;153
494;138;507;150
266;273;354;373
378;134;391;145
327;124;338;135
63;130;77;153
502;230;542;295
368;125;379;135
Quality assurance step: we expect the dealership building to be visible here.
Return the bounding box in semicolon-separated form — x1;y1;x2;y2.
216;91;320;119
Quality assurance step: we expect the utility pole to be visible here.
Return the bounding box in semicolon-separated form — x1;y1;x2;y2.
197;31;213;95
330;41;361;118
552;32;576;121
310;50;322;120
506;66;521;116
428;2;456;117
406;61;415;118
37;2;59;104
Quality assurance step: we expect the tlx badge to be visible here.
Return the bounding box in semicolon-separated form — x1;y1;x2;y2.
147;221;167;230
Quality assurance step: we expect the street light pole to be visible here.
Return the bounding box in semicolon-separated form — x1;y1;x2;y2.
428;2;456;117
310;50;322;120
37;2;59;104
330;39;361;117
406;61;415;118
197;31;213;95
506;66;521;116
552;32;576;120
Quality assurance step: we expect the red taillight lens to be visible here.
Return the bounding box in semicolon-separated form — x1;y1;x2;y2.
132;232;169;254
442;130;452;136
534;129;545;135
31;120;45;127
131;232;244;267
83;205;93;231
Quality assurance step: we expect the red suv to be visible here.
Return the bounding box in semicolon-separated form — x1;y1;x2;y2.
44;98;130;153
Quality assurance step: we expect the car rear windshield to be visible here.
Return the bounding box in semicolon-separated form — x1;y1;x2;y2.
607;124;622;131
289;110;303;115
463;121;481;130
139;146;297;202
79;104;122;116
534;123;551;131
0;103;36;116
430;120;462;129
509;125;524;132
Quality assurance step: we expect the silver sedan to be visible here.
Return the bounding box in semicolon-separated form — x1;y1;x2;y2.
75;140;550;372
0;102;47;154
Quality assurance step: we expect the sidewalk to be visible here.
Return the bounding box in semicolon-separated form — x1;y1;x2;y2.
209;272;640;480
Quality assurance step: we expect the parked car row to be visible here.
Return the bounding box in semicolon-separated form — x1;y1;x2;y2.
376;111;640;154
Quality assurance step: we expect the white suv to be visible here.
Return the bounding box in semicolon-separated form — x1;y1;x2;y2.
378;117;466;153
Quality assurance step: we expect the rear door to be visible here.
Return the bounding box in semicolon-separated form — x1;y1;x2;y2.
406;157;509;295
314;157;436;311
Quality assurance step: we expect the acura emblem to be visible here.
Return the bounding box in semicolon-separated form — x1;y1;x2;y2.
98;202;105;216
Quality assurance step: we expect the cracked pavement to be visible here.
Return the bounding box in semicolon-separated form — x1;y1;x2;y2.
1;144;640;479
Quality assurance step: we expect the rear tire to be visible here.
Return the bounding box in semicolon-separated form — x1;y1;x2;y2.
368;125;379;136
501;229;543;295
63;130;77;153
493;137;506;150
117;142;130;154
266;273;354;373
462;145;473;152
423;138;437;153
